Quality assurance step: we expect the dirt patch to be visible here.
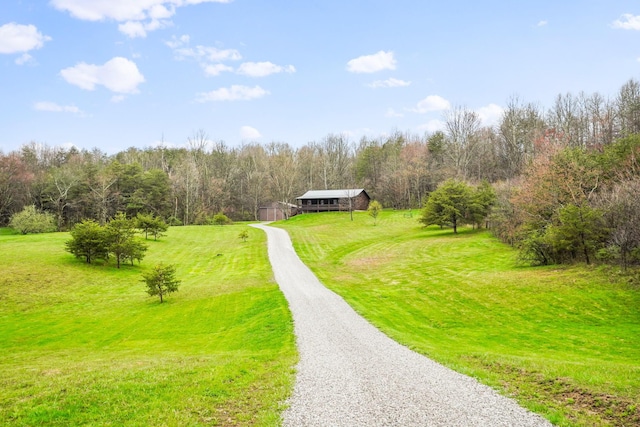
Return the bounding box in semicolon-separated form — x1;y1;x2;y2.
468;358;639;426
347;257;386;269
537;377;638;426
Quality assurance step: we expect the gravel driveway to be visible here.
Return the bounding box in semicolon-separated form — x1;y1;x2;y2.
252;223;553;427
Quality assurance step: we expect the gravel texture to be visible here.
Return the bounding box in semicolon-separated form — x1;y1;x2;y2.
252;223;554;427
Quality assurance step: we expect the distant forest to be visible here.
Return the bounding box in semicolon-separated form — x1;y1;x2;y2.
2;78;640;267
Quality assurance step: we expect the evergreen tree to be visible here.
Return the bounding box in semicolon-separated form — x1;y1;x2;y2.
142;263;180;303
65;219;109;263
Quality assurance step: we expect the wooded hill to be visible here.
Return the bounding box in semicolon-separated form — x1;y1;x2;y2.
2;78;640;267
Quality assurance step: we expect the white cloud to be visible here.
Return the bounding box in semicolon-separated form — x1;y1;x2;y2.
203;63;233;76
15;53;33;65
118;21;146;38
59;142;79;151
240;126;262;139
166;34;190;49
149;3;174;19
60;57;145;94
149;138;178;149
111;95;126;103
369;78;411;88
0;23;51;54
341;128;375;140
536;20;548;27
477;103;504;127
50;0;230;21
50;0;230;37
181;45;241;62
118;19;171;38
417;119;446;133
167;35;251;78
236;61;296;77
166;35;296;81
613;13;640;30
385;108;403;118
346;50;396;73
411;95;451;113
176;43;240;76
34;101;84;115
196;85;269;102
166;35;296;82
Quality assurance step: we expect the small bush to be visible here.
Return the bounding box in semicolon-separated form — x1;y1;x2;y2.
167;216;183;226
211;212;232;226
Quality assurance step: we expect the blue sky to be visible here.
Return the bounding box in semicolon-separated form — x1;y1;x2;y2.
1;0;640;154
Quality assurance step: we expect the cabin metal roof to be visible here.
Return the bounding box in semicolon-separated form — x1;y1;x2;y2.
296;189;366;200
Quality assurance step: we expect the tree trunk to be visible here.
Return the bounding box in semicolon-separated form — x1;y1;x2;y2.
581;232;591;265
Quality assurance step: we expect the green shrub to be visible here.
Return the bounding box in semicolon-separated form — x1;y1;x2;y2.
9;205;56;234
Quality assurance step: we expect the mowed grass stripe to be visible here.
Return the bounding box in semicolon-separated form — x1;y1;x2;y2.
0;225;296;426
276;210;640;427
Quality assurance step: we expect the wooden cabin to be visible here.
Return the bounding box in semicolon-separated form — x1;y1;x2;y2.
296;189;370;213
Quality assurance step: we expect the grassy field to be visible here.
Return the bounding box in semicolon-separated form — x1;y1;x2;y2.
276;210;640;427
0;225;296;426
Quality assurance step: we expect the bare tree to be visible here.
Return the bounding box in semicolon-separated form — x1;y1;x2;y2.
498;96;545;178
295;144;319;191
266;142;298;218
171;155;200;225
89;173;117;225
616;79;640;136
596;178;640;269
0;153;33;225
547;92;583;148
46;165;79;230
583;92;617;147
236;144;267;220
342;188;359;221
444;106;481;178
317;134;354;189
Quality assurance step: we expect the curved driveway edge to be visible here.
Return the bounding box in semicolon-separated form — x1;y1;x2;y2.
251;223;553;427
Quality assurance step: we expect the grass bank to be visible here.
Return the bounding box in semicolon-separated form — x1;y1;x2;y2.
0;225;296;426
276;210;640;427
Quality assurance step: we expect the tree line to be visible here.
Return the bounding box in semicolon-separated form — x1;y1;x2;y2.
490;134;640;268
2;78;640;267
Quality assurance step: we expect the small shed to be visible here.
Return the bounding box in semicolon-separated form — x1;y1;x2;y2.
258;201;299;222
296;189;370;213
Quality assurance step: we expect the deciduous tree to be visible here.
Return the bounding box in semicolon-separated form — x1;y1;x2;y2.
547;204;606;265
367;200;382;225
444;107;481;178
419;179;472;234
9;205;56;234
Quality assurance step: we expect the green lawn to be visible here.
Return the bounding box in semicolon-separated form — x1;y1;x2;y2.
276;210;640;427
0;225;296;426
